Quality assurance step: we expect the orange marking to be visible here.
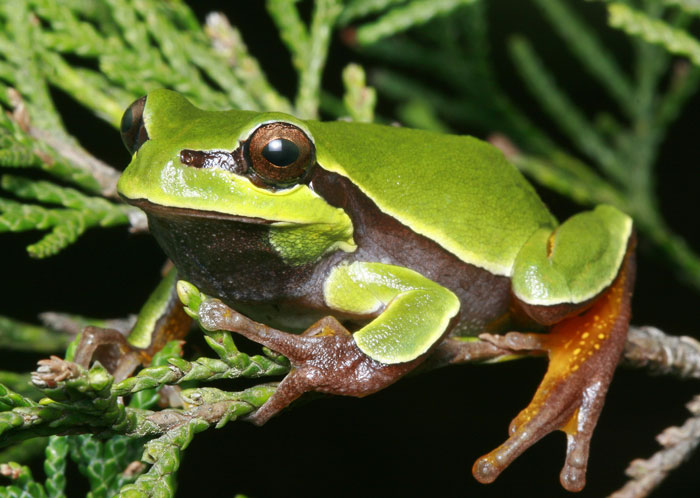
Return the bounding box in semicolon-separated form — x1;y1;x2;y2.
561;407;580;435
546;232;556;258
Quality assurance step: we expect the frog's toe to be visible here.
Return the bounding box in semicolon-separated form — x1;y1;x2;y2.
559;376;608;491
472;390;577;487
561;432;589;492
479;331;547;352
244;372;309;426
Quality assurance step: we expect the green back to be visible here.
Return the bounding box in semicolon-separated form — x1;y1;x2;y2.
307;121;557;276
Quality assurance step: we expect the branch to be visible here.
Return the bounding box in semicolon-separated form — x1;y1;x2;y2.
608;3;700;67
621;326;700;378
431;325;700;379
610;395;700;498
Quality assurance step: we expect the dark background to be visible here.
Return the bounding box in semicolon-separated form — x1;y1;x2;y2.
2;1;700;496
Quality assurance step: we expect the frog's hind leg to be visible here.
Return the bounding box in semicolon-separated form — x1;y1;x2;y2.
74;327;144;382
474;247;635;492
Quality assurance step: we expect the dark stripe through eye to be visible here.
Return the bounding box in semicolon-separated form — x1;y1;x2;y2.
180;149;240;173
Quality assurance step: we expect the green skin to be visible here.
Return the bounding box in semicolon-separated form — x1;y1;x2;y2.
112;89;634;491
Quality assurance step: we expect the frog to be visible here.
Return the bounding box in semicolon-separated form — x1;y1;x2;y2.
115;89;635;492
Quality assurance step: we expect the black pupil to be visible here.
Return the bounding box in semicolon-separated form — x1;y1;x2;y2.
262;138;299;167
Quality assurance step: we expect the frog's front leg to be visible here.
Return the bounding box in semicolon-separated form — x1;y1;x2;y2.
473;208;635;492
194;261;460;425
196;307;422;425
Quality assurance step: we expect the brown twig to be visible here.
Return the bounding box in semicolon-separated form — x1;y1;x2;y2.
622;325;700;379
5;89;148;232
38;312;136;337
7;89;123;199
610;395;700;498
606;326;700;497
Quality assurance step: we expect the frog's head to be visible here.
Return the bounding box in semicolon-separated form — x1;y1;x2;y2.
117;89;355;269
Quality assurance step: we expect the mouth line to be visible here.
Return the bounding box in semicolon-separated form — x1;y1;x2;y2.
123;197;275;225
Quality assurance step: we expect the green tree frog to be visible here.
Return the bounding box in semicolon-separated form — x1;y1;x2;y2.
116;89;635;492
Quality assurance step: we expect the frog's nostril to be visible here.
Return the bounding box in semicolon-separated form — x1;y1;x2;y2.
121;96;149;155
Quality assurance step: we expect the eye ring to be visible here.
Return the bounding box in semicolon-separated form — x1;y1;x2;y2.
120;96;149;155
246;122;314;187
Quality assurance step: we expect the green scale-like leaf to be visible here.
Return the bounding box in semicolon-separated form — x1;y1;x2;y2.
609;3;700;66
0;176;131;257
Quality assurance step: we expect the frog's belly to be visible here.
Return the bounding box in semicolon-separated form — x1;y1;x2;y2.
144;202;515;338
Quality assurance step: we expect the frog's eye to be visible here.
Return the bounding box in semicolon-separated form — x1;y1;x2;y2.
120;96;149;155
246;122;314;187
